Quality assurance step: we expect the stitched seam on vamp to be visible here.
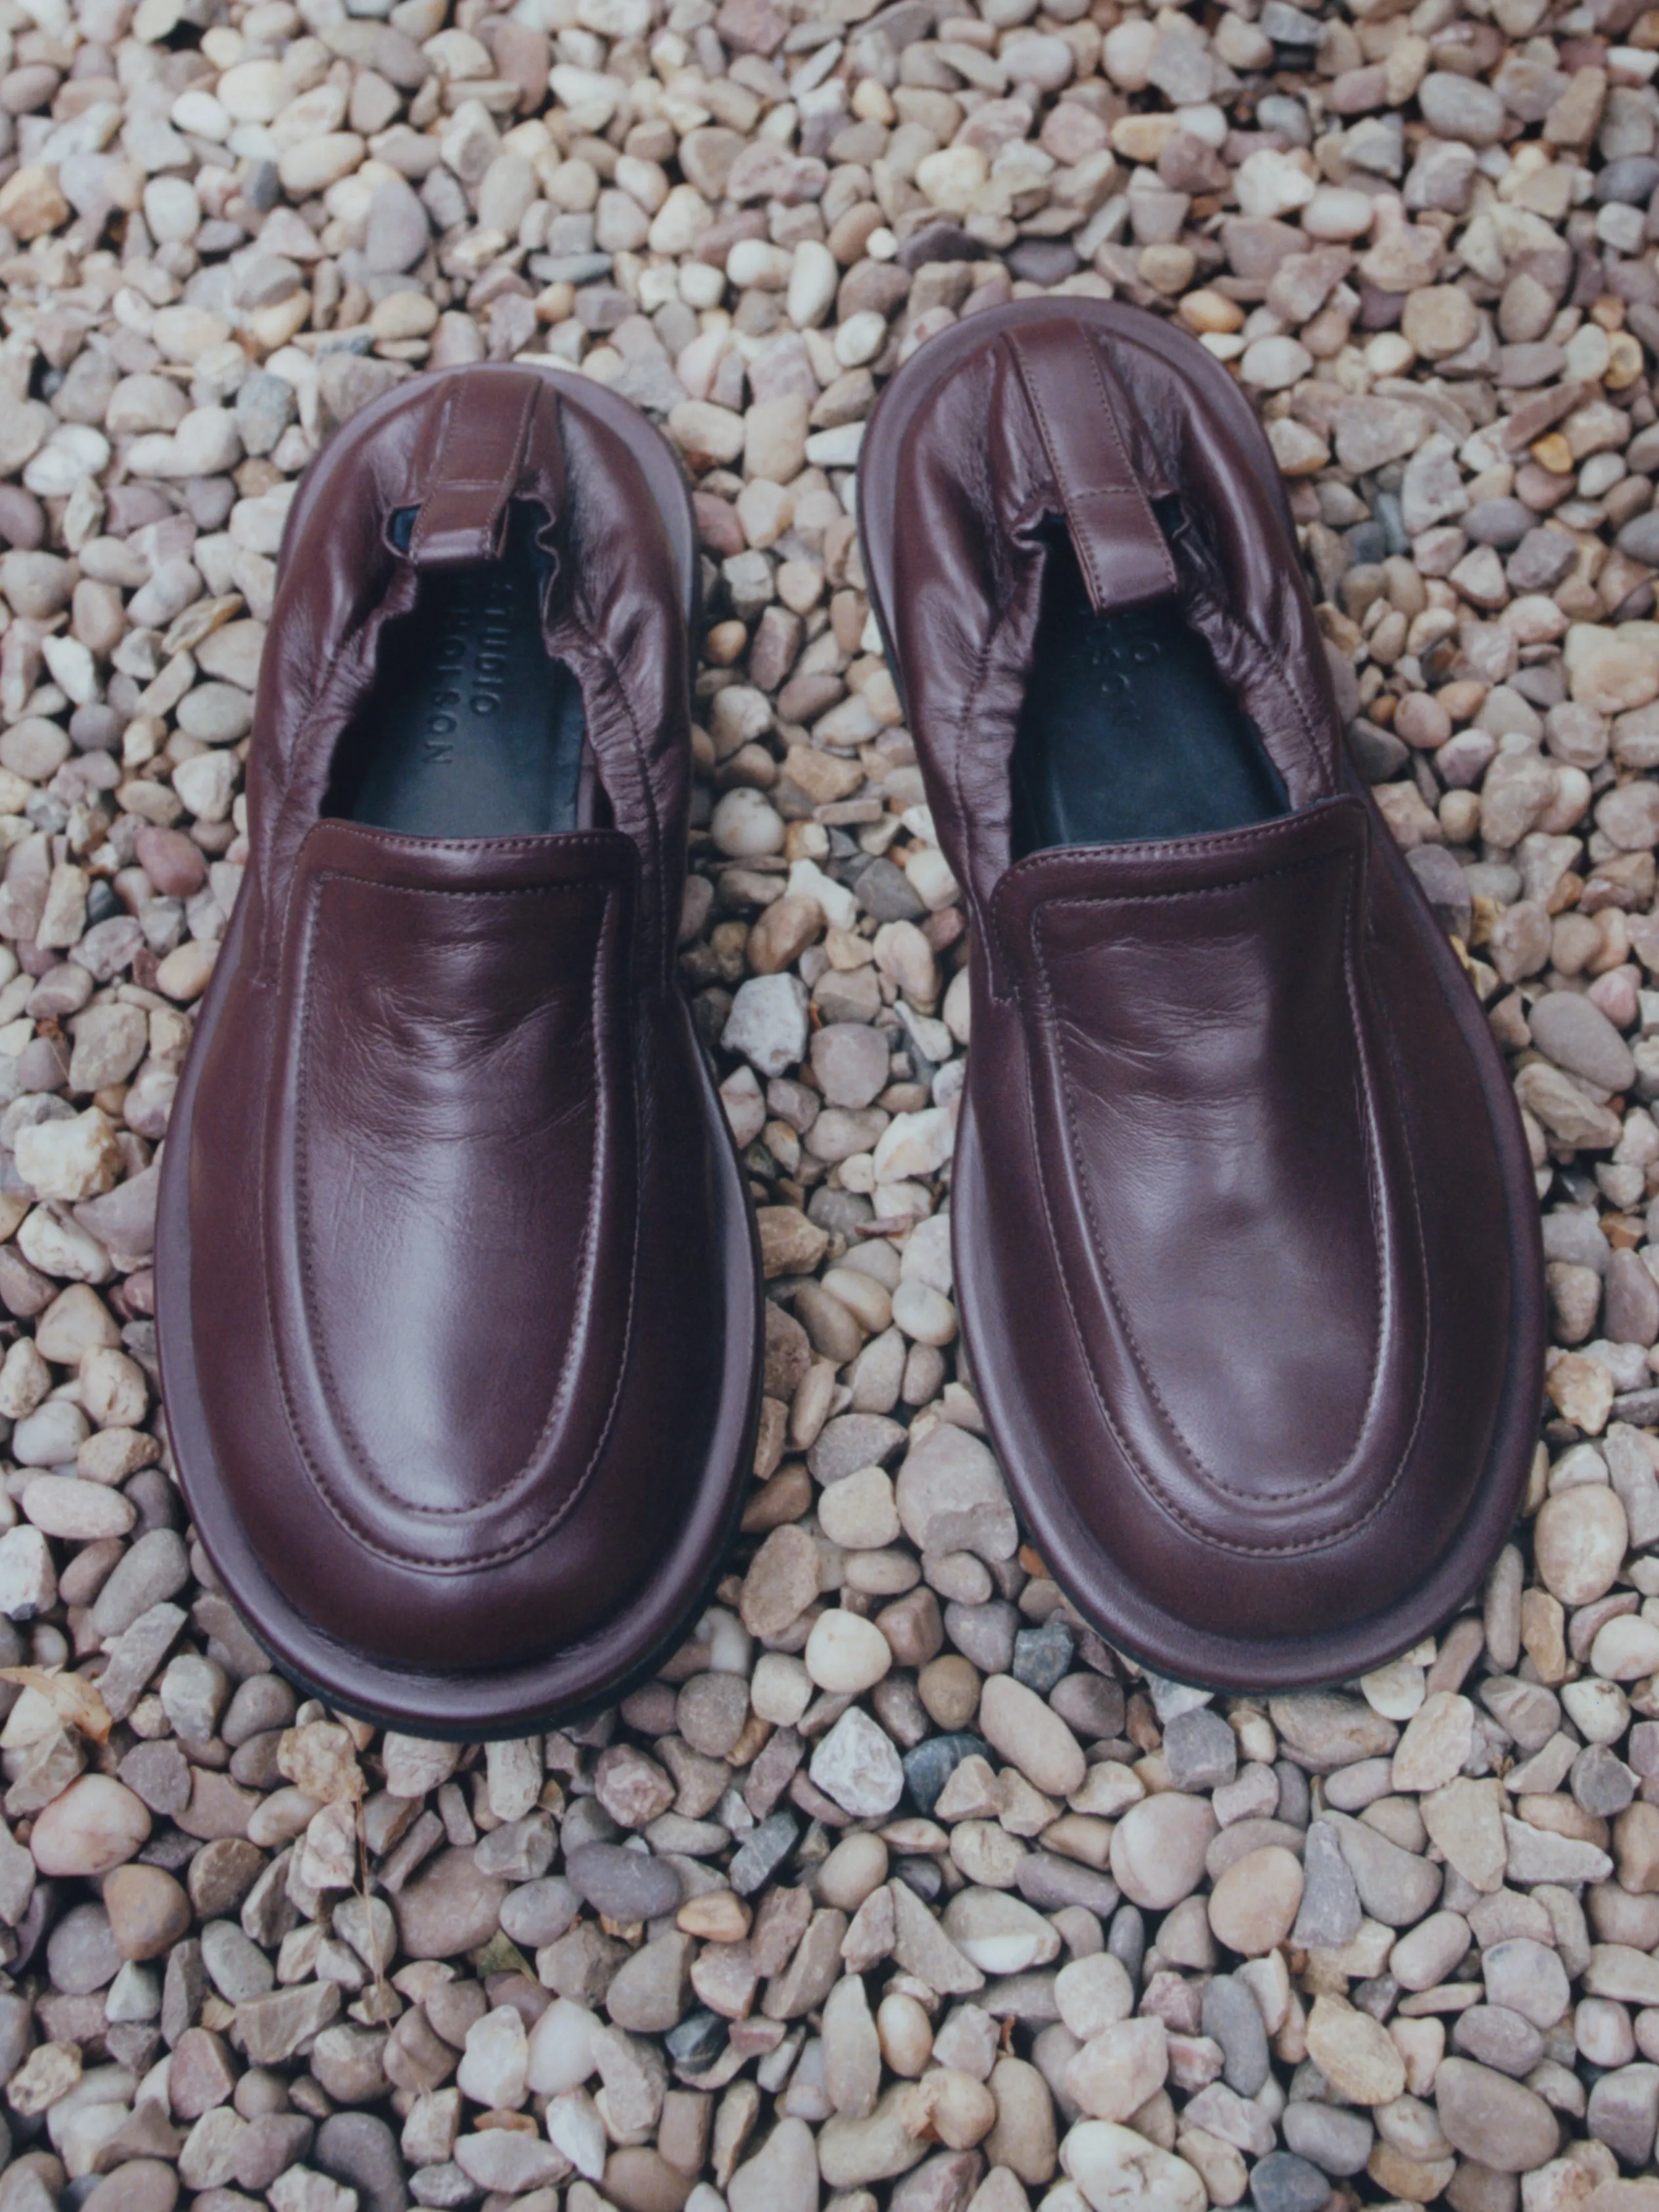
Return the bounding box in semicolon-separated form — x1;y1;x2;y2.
294;874;601;1521
302;826;629;858
1021;855;1418;1553
273;872;640;1570
1353;915;1436;1511
1034;859;1391;1503
994;800;1355;896
1033;862;1378;1503
319;872;622;1512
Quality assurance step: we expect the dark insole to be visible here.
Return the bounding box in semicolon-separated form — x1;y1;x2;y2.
328;506;587;838
1012;519;1288;855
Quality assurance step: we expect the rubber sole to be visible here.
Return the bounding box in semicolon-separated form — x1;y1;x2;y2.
857;298;1546;1691
156;365;763;1739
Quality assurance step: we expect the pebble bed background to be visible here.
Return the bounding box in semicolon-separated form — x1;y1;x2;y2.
8;0;1659;2201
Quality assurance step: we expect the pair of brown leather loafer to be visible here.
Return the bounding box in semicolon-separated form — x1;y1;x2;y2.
156;306;1543;1735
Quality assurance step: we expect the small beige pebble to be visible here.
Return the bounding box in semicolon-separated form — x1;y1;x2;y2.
1062;2121;1206;2212
1305;1994;1407;2106
805;1609;893;1695
1435;2056;1561;2173
750;1651;812;1726
1390;1691;1476;1792
1056;1952;1135;2039
1065;2017;1169;2123
1206;1845;1304;1957
876;1990;933;2076
104;1864;192;1960
818;1833;889;1912
818;1466;900;1550
1535;1485;1629;1606
32;1777;152;1876
1110;1793;1218;1910
20;1475;135;1540
977;1675;1085;1797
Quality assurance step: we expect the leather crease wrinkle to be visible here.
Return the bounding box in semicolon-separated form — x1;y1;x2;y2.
1027;859;1410;1520
280;875;630;1558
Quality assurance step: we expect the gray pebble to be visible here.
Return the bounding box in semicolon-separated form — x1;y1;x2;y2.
563;1843;682;1921
1201;1972;1271;2095
1280;2102;1373;2177
1249;2150;1336;2212
944;1601;1019;1674
1164;1705;1239;1792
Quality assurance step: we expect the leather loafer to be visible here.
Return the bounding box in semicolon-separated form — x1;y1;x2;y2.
858;300;1544;1690
156;364;760;1735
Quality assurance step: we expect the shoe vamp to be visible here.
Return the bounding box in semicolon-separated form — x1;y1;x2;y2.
289;867;614;1515
1029;833;1390;1507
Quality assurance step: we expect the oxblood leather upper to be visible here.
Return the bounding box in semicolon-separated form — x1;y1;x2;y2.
262;826;635;1570
157;366;759;1720
864;303;1544;1685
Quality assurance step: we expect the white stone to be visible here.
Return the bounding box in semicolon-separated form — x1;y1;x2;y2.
14;1110;122;1203
381;1733;460;1796
172;749;238;822
1061;2121;1206;2212
711;788;785;859
544;2087;607;2178
12;1399;89;1469
810;1706;904;1818
0;1526;57;1618
1303;187;1375;239
723;974;810;1079
805;1609;893;1695
873;1108;954;1184
454;2130;567;2192
751;1651;813;1725
816;1466;900;1551
174;406;243;476
1240;336;1311;390
20;1476;134;1541
218;59;287;122
1056;1953;1136;2040
31;1776;150;1875
891;1281;957;1346
526;1998;599;2095
789;239;838;327
456;2004;529;2110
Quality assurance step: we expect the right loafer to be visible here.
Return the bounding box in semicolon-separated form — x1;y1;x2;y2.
156;363;760;1735
858;300;1545;1691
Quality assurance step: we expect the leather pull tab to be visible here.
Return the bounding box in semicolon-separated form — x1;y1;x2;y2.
404;369;552;569
1008;319;1177;615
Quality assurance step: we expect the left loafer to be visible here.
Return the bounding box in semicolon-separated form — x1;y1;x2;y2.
156;362;760;1735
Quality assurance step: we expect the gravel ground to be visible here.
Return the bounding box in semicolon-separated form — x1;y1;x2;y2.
1;0;1659;2205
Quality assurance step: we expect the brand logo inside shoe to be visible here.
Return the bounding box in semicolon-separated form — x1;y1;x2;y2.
1086;615;1165;695
417;573;520;759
